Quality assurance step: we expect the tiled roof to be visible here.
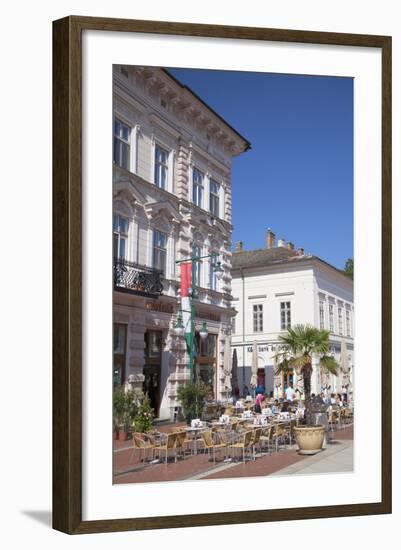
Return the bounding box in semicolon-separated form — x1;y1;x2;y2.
231;247;353;285
231;247;299;269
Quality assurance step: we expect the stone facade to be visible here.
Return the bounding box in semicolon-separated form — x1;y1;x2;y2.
113;66;250;420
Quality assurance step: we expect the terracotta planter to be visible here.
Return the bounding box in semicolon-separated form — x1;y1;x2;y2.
293;425;325;455
118;430;129;441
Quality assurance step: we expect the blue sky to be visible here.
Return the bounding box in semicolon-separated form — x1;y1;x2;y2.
168;68;353;270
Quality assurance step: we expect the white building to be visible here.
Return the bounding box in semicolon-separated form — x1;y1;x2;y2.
231;230;354;398
113;65;250;419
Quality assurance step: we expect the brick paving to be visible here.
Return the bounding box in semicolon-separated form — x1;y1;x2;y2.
113;423;353;484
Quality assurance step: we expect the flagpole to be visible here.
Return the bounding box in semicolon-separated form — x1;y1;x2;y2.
175;253;224;385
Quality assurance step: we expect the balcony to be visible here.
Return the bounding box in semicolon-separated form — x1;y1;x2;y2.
114;258;163;298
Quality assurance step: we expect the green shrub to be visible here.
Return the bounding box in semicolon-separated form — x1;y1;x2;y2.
132;395;154;433
113;386;139;431
177;381;209;424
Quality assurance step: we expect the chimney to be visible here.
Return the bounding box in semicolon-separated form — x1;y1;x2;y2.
235;241;243;252
266;229;275;249
277;238;286;248
287;242;295;251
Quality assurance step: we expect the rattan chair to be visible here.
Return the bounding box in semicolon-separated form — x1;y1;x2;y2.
129;432;155;464
250;428;262;459
153;432;178;464
228;430;253;463
200;430;227;463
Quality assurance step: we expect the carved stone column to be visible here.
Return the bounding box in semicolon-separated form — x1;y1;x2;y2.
126;322;146;393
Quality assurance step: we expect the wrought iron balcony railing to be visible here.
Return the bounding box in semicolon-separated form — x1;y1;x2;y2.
114;258;163;297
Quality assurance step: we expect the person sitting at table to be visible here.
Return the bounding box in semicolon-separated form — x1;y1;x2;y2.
330;393;337;405
280;400;290;413
254;392;265;413
271;399;280;414
336;394;343;407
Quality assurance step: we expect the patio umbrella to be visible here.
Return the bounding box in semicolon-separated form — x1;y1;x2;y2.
223;336;232;393
250;341;258;388
231;348;239;396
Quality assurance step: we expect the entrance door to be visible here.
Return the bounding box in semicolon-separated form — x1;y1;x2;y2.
194;332;217;399
256;368;266;392
113;323;127;387
144;330;162;417
282;370;294;390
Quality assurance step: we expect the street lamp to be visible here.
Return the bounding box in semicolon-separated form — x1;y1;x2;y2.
199;321;208;340
173;314;185;337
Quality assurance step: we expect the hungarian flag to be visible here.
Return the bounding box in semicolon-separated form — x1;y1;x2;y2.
180;262;192;349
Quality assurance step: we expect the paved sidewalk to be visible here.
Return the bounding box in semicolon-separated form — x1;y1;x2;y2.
271;439;353;476
113;424;353;484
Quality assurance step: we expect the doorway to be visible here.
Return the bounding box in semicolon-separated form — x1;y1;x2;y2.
144;330;162;417
282;369;294;390
113;323;127;387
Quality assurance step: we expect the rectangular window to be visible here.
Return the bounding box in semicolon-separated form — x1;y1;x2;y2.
192;245;202;287
192;168;204;208
338;307;343;335
153;230;167;274
209;256;218;291
154;144;169;189
209;179;220;217
113;214;129;259
346;309;351;337
253;304;263;333
329;303;334;332
280;301;291;330
113;119;130;170
319;300;325;329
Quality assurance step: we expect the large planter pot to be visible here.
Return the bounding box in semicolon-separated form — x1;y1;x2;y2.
293;425;325;455
118;429;129;441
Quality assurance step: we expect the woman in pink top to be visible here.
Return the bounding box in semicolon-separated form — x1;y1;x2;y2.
254;393;265;413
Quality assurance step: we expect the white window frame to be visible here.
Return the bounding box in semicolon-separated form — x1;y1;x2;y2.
113;214;129;260
329;303;335;333
192;168;204;208
280;301;291;330
154;143;169;190
152;229;168;275
209;178;220;217
113;118;131;170
319;300;326;330
209;253;219;291
253;303;263;333
192;244;202;287
338;306;344;336
346;308;351;337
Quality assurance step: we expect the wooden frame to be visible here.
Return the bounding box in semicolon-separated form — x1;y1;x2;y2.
53;15;392;534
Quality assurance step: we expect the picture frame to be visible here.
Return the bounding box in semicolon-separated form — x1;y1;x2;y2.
53;15;392;534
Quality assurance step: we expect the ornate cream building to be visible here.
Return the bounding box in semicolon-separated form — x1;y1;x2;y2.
113;66;250;419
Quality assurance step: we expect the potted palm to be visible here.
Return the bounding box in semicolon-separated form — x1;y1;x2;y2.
274;324;338;454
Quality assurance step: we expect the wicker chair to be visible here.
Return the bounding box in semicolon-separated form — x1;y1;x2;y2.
250;428;262;460
129;432;155;464
200;430;227;463
228;430;253;463
153;432;178;464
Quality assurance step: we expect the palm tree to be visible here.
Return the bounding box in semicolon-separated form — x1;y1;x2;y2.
274;324;338;424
